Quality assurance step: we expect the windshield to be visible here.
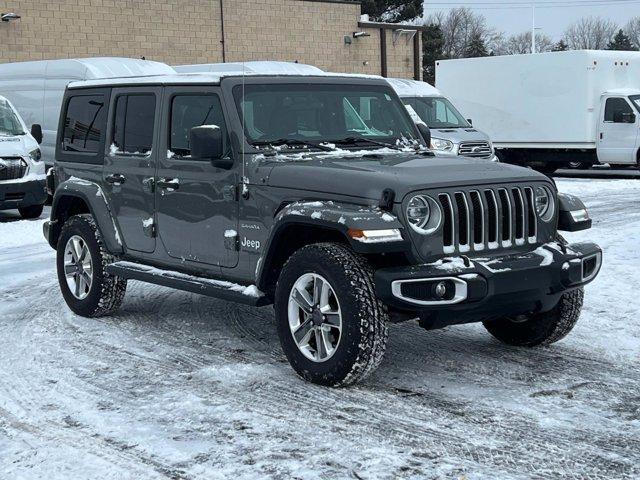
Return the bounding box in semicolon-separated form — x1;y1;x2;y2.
402;96;470;129
0;99;25;136
233;83;418;148
631;95;640;113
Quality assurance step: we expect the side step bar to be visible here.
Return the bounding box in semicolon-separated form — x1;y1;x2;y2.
105;261;271;307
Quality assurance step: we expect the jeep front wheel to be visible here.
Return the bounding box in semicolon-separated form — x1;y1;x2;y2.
483;288;584;347
274;243;388;386
56;214;127;317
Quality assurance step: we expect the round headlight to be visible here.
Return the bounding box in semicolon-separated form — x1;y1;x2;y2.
535;186;555;222
407;195;430;229
406;195;442;234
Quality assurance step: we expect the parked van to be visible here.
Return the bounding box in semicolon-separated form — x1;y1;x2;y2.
0;95;47;218
436;50;640;172
386;78;497;162
173;61;324;76
0;57;175;169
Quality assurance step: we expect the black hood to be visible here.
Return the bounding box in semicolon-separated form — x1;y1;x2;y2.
258;151;550;201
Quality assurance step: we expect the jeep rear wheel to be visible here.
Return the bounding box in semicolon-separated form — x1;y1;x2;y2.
483;288;584;347
56;214;127;317
274;243;388;386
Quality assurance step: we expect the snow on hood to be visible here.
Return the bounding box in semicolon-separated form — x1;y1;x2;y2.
0;135;32;157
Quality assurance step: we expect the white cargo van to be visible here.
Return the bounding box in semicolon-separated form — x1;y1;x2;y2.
436;50;640;172
386;78;497;161
0;95;47;218
0;57;175;169
173;61;324;75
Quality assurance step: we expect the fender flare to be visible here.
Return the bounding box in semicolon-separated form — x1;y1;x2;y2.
557;192;592;232
256;200;409;288
50;178;124;253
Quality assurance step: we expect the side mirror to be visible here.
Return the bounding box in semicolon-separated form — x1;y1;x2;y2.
416;122;431;147
31;124;43;144
190;125;231;168
466;118;473;126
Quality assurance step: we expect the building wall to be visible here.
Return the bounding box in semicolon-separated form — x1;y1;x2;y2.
0;0;419;79
0;0;223;65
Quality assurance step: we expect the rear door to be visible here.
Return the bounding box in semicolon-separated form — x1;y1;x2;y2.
102;87;160;253
155;86;239;267
597;96;638;165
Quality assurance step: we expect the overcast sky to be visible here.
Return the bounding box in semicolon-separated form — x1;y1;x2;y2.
422;1;636;40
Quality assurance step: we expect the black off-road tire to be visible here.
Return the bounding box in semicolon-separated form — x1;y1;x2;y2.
483;288;584;347
274;243;389;387
56;214;127;317
18;204;44;219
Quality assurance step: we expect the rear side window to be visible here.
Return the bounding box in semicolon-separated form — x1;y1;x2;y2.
111;94;156;155
604;97;633;123
62;94;107;153
169;94;227;157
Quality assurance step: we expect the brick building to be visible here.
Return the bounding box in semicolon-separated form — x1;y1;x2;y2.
0;0;423;79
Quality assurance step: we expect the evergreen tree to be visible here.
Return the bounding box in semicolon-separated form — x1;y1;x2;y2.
464;32;488;58
552;39;569;51
422;23;445;85
607;29;637;50
362;0;423;23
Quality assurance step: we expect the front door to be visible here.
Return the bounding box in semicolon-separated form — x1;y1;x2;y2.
155;86;239;268
102;87;161;253
597;96;638;165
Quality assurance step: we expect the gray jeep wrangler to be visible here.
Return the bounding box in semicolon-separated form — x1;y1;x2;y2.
43;71;602;386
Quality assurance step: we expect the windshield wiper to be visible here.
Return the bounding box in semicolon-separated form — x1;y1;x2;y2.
251;138;335;152
331;136;403;151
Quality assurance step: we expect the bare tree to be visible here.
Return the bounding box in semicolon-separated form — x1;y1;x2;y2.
625;17;640;48
495;31;554;55
425;7;503;58
564;16;617;50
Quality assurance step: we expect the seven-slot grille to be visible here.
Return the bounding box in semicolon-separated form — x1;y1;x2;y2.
438;186;538;254
0;157;27;181
458;141;492;158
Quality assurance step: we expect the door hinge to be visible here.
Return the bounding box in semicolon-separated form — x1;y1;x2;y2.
222;184;237;201
142;177;155;193
224;232;240;251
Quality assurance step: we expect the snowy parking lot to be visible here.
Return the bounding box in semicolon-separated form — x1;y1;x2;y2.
1;178;639;480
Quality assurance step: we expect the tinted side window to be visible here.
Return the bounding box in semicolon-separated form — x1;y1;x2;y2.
63;95;106;153
169;94;226;157
604;98;633;122
111;94;156;155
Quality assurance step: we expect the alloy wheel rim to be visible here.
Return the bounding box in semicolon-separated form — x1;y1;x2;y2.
63;235;93;300
288;273;342;363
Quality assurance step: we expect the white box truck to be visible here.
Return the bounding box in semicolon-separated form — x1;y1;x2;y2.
436;50;640;172
0;57;174;169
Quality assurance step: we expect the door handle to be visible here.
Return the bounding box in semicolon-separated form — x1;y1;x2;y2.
157;178;180;191
105;173;126;185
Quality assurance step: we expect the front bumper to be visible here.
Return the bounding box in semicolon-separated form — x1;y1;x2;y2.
0;178;47;210
375;241;602;326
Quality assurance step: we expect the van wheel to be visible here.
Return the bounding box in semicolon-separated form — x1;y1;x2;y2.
56;214;127;317
18;204;44;219
274;243;388;386
483;288;583;347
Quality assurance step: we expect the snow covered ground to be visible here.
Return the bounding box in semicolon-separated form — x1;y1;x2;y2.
1;178;639;479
